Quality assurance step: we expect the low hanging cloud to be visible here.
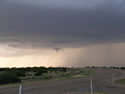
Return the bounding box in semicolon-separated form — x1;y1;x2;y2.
0;0;125;49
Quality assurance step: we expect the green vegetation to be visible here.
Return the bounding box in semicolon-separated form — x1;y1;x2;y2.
0;71;21;84
86;66;125;70
120;67;125;70
21;68;95;83
0;67;95;85
116;78;125;84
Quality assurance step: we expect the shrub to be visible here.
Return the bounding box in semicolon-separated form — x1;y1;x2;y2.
0;71;21;84
15;71;26;77
34;72;42;76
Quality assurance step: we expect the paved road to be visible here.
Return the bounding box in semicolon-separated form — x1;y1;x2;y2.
0;68;125;94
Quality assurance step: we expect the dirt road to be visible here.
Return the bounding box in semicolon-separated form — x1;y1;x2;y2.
0;68;125;94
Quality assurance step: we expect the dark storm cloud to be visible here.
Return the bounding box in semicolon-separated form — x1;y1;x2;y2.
0;0;125;49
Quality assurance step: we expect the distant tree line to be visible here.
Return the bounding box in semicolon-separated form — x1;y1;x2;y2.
86;66;125;70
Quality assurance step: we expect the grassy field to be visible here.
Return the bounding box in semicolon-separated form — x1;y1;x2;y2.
21;68;95;83
0;67;96;85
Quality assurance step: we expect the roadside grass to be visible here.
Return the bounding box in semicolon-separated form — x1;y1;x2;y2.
21;68;96;82
116;78;125;84
0;68;96;86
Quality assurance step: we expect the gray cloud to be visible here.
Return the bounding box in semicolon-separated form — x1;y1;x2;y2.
9;0;125;10
0;0;125;49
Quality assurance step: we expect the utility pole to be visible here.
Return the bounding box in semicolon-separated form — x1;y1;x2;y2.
113;75;115;85
99;68;101;72
90;78;93;94
19;85;22;94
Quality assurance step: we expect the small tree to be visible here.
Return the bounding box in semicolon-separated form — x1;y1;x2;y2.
0;71;21;84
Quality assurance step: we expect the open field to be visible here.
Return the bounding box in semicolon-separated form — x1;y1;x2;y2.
0;67;95;85
21;68;95;83
0;68;125;94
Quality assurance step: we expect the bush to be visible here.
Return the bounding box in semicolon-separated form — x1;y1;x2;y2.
10;68;26;77
15;71;26;77
34;72;42;76
0;71;21;84
34;67;48;76
121;67;125;70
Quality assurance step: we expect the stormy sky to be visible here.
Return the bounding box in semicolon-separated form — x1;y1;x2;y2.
0;0;125;67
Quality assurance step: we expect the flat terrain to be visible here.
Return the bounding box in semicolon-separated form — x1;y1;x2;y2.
0;68;125;94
